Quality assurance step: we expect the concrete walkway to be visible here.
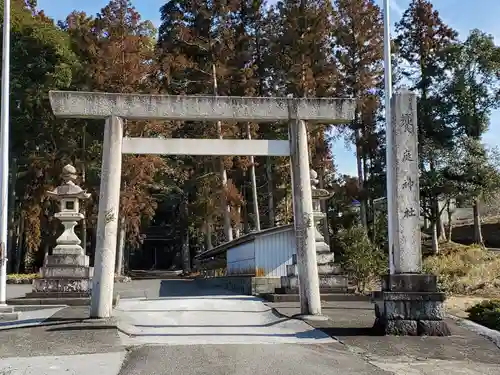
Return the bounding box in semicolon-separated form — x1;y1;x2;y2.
114;279;334;346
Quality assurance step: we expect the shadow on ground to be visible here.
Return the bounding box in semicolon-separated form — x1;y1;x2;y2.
158;279;243;297
114;278;245;300
46;325;117;332
306;326;380;337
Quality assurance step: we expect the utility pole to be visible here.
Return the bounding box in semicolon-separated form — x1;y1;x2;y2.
0;0;11;306
383;0;395;274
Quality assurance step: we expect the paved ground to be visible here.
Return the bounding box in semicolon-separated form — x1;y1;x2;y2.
117;343;387;375
115;280;386;375
0;306;124;374
2;279;500;375
6;284;32;300
268;300;500;375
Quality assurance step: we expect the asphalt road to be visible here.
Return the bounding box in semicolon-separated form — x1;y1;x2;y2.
118;343;388;375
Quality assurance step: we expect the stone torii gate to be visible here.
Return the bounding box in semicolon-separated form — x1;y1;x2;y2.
49;91;355;319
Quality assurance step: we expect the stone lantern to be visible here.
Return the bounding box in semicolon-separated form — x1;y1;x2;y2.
47;164;90;254
280;169;348;293
29;165;93;300
310;169;332;253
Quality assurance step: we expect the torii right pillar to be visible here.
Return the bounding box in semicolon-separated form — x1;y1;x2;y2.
373;90;450;336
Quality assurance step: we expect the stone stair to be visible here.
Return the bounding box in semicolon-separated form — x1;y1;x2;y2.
279;253;348;293
0;306;19;322
128;270;183;280
264;247;365;302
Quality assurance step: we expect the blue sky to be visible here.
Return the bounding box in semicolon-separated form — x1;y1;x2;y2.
37;0;500;176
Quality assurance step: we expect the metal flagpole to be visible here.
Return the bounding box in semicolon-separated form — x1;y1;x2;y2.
383;0;395;275
0;0;11;305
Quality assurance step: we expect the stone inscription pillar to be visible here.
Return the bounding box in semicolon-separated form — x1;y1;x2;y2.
390;90;422;273
373;90;450;336
91;116;123;319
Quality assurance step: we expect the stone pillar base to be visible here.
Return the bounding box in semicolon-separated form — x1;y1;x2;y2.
372;274;450;336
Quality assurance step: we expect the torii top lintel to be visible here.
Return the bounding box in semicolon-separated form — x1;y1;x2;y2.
48;91;355;123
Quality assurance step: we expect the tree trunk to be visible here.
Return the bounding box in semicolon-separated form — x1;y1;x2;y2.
115;217;125;276
212;64;233;243
318;167;330;246
422;199;429;230
234;206;241;238
182;230;191;274
435;199;445;241
473;199;483;245
15;215;25;273
446;200;453;243
89;227;96;265
354;122;367;228
362;148;370;229
438;213;446;241
123;245;130;274
43;242;49;268
11;216;20;272
7;158;17;273
242;202;250;234
180;200;191;273
81;125;87;254
431;220;439;255
218;131;232;242
266;158;275;228
205;222;213;251
247;123;260;231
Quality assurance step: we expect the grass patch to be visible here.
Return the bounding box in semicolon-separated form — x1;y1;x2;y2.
423;243;500;296
466;300;500;331
8;273;39;280
7;273;39;284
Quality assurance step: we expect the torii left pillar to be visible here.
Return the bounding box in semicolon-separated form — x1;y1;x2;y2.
90;116;123;318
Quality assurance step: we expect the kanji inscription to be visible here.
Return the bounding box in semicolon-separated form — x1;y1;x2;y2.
403;207;417;218
400;113;414;134
402;149;413;162
401;176;415;191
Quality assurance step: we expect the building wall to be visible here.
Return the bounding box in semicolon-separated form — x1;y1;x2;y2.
255;227;295;277
226;241;255;275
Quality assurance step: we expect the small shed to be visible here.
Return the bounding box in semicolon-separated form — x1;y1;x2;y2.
197;224;296;277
